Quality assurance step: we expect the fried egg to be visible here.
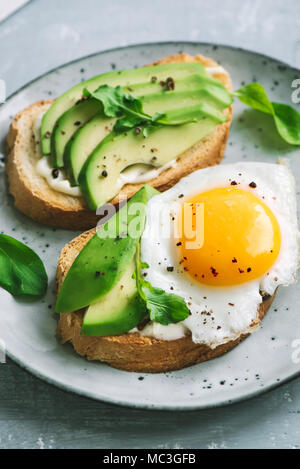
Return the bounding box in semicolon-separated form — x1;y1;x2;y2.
140;162;299;347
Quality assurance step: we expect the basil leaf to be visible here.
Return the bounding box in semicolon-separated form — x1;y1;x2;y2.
134;244;190;326
0;235;48;297
234;83;300;145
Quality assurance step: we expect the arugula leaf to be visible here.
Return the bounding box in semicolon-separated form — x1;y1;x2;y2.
134;244;190;326
84;84;162;134
83;84;214;136
234;83;300;145
0;235;47;297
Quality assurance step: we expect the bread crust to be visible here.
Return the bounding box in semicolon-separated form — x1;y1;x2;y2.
56;229;275;373
6;53;233;230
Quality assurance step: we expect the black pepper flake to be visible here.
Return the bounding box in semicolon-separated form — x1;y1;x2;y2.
166;77;175;90
210;267;218;277
228;303;234;306
52;168;59;179
135;127;141;135
159;80;166;87
232;257;237;263
238;268;244;273
101;170;108;177
61;130;66;135
74;121;81;126
249;181;257;188
176;242;182;246
247;267;252;273
167;266;174;272
95;271;101;277
151;76;157;83
178;194;184;198
230;180;238;186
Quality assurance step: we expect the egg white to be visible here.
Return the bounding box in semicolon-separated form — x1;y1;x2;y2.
139;162;299;347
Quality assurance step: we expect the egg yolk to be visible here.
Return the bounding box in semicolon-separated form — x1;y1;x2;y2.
178;187;281;286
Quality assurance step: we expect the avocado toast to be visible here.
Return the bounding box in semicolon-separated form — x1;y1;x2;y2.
6;53;233;230
56;182;279;373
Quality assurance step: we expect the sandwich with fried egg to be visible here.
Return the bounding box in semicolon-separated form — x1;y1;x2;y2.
56;162;299;372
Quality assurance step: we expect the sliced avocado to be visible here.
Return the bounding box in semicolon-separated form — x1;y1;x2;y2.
65;75;232;183
41;62;208;155
64;113;115;185
56;185;158;313
79;106;227;210
82;259;145;336
51;72;219;168
50;99;102;168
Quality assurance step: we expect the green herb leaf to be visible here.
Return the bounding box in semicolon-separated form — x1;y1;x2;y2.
234;83;300;145
0;235;48;297
84;84;220;135
134;244;190;326
142;285;190;325
84;84;153;126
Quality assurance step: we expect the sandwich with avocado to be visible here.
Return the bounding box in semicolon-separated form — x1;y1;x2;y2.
56;158;299;373
6;53;233;229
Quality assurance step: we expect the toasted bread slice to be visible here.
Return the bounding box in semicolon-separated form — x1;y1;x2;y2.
56;229;274;373
6;53;233;230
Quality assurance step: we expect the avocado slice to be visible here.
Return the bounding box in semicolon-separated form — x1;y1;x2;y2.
65;75;232;184
79;105;227;210
50;70;216;168
41;62;208;156
56;185;158;313
81;259;146;336
50;99;102;168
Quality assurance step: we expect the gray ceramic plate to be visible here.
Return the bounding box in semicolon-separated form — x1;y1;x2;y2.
0;42;300;410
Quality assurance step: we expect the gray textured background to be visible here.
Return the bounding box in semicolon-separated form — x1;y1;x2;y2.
1;0;300;449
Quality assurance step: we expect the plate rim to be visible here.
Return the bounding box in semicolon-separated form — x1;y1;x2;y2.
2;40;300;411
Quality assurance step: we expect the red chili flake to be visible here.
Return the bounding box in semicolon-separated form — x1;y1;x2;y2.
238;268;244;273
45;131;51;138
160;80;166;87
210;267;218;277
228;303;234;306
249;181;257;188
61;130;66;135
